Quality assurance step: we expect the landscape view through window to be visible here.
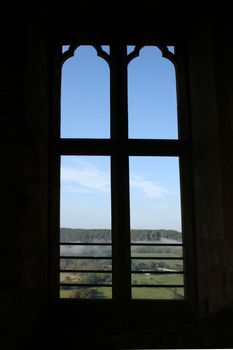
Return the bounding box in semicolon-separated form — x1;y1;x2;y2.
59;45;184;300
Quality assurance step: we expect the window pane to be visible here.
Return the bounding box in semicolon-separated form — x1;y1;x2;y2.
60;272;112;285
132;287;184;300
60;228;111;243
129;157;182;232
60;156;111;229
131;259;183;272
131;229;182;243
128;46;178;139
61;45;110;138
129;157;184;299
127;45;136;54
131;245;183;258
60;259;112;271
60;156;112;299
131;273;184;285
60;245;111;257
101;45;110;54
60;286;112;299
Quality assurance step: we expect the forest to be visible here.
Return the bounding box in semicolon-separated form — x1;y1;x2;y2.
60;228;182;242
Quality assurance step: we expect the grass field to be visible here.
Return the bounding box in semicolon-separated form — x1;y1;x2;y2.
132;287;184;299
132;273;183;285
60;250;184;300
60;286;184;299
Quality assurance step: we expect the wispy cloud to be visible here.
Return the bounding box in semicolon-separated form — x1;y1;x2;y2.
61;184;97;194
61;159;171;198
61;159;110;193
130;175;170;198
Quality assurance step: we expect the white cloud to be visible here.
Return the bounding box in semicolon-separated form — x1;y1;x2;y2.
61;160;110;193
61;159;171;198
61;184;97;194
130;175;170;198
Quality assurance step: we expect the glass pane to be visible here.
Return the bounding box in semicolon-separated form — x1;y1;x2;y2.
60;272;112;285
131;246;183;258
60;156;112;299
131;273;184;285
127;45;136;54
61;45;110;138
60;245;111;257
60;228;111;243
130;156;183;299
167;45;175;54
101;45;110;54
62;45;69;53
131;259;183;272
60;156;111;230
132;287;184;300
60;258;112;271
131;229;182;243
128;46;178;139
60;286;112;299
129;157;182;233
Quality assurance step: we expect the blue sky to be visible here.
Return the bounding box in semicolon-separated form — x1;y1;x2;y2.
60;45;181;231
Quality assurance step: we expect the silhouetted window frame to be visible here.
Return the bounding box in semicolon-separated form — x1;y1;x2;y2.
49;41;196;320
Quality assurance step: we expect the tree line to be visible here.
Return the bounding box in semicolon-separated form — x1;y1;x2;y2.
60;228;182;242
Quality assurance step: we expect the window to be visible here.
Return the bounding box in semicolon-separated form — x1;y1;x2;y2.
51;43;194;307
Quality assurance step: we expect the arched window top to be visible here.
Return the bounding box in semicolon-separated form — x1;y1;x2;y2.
128;45;178;139
61;45;110;138
127;45;175;65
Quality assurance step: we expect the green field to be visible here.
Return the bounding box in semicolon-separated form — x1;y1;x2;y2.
60;285;184;300
60;248;184;300
60;271;184;300
132;287;184;299
132;273;183;285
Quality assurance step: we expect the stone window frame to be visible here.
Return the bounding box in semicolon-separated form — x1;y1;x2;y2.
49;41;197;323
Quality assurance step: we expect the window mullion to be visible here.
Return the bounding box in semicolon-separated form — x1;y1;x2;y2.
110;44;131;300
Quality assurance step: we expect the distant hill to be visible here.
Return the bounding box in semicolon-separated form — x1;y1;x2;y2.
60;228;182;243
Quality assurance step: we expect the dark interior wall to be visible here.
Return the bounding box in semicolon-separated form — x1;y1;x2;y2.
188;18;225;315
0;19;50;349
22;18;50;322
214;22;233;308
186;17;233;347
0;30;25;350
188;17;233;317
